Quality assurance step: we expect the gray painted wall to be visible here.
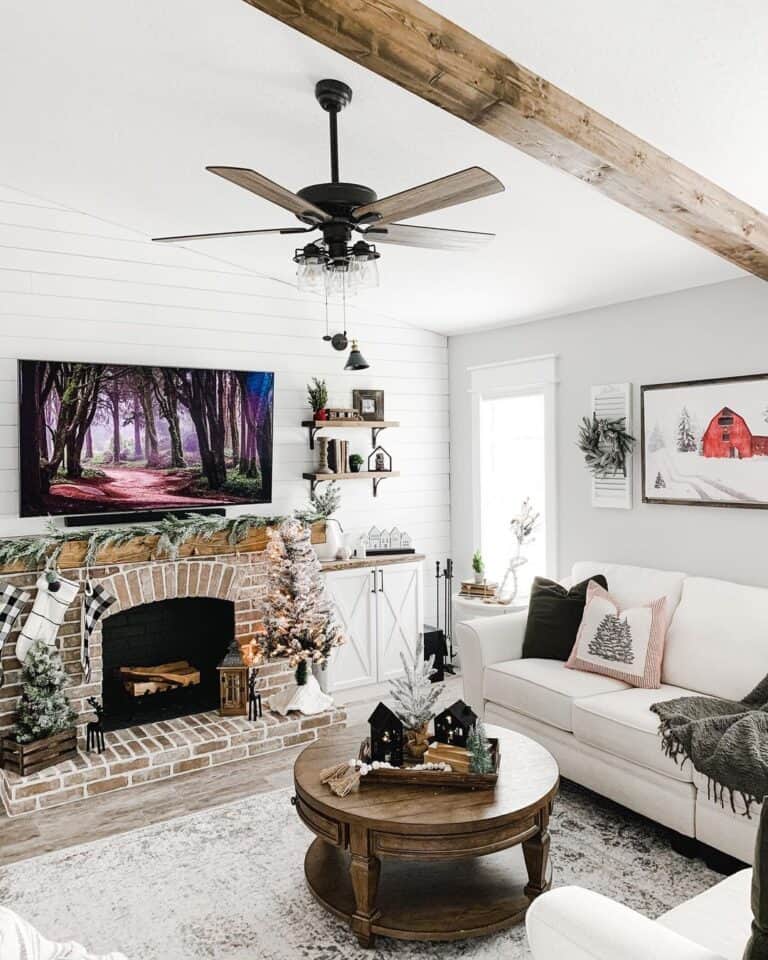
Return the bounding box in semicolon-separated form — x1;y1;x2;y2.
449;276;768;587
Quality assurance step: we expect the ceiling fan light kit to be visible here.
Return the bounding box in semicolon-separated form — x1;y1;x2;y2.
152;77;504;369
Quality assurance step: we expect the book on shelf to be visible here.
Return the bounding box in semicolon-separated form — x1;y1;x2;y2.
326;439;350;474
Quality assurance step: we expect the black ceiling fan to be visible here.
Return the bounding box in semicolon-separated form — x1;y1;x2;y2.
152;79;505;259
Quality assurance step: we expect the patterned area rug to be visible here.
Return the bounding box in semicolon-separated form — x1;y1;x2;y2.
0;781;720;959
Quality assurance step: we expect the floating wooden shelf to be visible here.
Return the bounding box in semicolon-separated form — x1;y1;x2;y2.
302;419;399;450
302;470;400;498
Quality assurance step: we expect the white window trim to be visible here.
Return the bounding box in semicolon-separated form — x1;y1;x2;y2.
469;355;559;580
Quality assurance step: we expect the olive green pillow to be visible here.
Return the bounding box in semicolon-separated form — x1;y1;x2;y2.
522;575;608;661
744;802;768;960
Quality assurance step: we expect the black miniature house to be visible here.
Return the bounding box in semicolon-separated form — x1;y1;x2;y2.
368;702;404;766
433;699;478;748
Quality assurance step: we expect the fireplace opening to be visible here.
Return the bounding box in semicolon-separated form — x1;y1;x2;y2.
101;597;234;731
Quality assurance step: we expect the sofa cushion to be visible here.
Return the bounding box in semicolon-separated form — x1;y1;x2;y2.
571;560;685;621
658;868;752;960
572;685;702;782
664;577;768;700
484;658;629;732
522;574;608;661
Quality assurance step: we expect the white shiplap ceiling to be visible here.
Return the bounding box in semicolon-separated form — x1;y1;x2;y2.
1;0;766;334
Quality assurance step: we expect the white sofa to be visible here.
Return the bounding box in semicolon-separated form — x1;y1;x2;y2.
526;871;753;959
457;560;768;863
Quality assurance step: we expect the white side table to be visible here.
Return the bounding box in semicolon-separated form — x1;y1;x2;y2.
453;593;528;623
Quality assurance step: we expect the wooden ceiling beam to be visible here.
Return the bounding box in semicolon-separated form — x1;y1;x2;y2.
242;0;768;279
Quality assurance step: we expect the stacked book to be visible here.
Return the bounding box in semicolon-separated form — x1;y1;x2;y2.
327;439;350;473
424;741;472;774
459;580;498;599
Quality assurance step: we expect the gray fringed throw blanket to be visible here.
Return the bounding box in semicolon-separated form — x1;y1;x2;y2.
651;674;768;817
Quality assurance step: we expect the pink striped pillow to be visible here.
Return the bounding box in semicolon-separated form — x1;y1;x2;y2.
566;581;667;688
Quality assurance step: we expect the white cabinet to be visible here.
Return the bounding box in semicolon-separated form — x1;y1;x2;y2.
323;561;423;693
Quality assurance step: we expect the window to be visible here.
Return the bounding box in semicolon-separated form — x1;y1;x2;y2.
470;356;557;599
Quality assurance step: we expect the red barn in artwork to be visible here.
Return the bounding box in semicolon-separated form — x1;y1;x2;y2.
702;407;768;458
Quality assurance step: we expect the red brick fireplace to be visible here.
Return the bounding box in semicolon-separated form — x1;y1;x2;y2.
0;545;345;816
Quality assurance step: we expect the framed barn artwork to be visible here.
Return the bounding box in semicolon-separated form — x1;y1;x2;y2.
641;372;768;509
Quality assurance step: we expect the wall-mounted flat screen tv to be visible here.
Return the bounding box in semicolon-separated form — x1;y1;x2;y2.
19;360;274;518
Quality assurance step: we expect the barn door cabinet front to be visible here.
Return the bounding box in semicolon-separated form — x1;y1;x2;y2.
323;561;423;692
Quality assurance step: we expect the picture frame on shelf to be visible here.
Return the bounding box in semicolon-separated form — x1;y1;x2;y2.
641;371;768;509
353;389;384;421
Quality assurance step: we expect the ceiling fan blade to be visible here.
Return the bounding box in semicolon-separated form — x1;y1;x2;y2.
207;166;331;224
364;223;494;251
353;166;503;226
152;226;313;243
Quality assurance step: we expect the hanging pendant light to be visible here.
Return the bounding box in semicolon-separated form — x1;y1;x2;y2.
344;339;369;371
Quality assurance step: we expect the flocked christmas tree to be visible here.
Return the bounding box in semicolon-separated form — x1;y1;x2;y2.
588;614;635;664
467;721;494;774
389;636;443;758
389;636;443;730
260;518;343;685
14;637;77;744
677;407;698;452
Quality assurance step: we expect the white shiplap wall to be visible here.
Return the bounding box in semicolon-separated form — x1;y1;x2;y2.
0;185;449;619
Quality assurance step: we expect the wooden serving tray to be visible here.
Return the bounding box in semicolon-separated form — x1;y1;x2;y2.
359;738;500;789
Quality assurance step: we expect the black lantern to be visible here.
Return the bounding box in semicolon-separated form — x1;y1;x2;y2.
434;699;478;748
368;702;404;766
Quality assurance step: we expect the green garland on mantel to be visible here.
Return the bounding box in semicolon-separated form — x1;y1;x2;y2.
0;513;315;572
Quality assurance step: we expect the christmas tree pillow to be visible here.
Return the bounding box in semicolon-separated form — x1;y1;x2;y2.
566;581;668;688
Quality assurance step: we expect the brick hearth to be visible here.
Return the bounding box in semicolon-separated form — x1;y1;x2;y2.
0;706;346;816
0;543;346;816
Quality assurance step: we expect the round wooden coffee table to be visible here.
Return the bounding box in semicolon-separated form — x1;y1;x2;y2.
292;724;559;947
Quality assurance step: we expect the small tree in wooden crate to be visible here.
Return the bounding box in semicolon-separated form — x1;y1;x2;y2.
2;638;78;776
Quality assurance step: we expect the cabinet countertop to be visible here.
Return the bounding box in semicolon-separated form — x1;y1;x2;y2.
320;553;425;572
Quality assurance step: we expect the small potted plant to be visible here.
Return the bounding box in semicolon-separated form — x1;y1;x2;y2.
472;549;485;584
349;453;364;474
296;481;343;560
307;377;328;421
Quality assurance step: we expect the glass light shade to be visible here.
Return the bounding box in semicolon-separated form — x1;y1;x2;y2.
296;258;326;293
348;255;379;290
325;263;351;299
344;340;370;371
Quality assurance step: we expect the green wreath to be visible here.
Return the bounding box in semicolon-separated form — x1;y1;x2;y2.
577;414;635;478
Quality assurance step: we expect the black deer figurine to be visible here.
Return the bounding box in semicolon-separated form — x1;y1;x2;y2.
247;669;263;721
86;696;106;754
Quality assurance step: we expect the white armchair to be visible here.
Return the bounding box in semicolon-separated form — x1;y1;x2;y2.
0;907;128;960
525;887;725;960
455;610;527;714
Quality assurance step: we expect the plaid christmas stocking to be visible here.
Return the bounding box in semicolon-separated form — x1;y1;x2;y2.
0;583;31;687
81;580;116;683
15;573;80;664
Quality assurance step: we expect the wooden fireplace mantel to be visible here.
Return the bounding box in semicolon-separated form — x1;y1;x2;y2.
0;520;326;575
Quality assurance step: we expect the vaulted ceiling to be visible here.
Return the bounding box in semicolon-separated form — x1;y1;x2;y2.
2;0;766;333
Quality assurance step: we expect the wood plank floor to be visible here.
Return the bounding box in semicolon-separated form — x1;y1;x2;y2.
0;676;462;866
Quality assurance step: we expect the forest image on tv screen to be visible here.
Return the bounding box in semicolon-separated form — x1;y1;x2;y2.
19;361;274;517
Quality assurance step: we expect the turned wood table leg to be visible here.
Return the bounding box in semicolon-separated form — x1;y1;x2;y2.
523;804;551;900
348;823;381;948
